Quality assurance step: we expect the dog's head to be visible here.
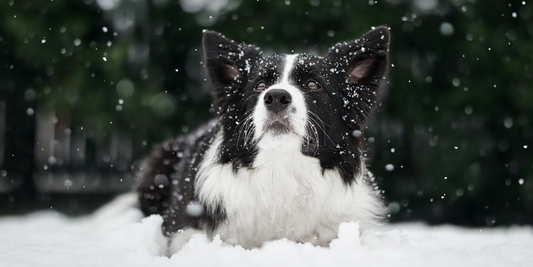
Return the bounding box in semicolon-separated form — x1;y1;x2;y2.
203;27;390;183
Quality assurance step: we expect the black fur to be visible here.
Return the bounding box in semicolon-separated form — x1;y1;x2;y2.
137;122;223;235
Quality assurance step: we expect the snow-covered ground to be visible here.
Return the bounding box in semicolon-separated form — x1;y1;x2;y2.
1;208;532;267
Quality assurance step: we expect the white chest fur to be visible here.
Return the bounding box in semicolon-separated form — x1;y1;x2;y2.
195;133;383;249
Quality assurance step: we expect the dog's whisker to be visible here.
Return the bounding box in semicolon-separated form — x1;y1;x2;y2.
307;113;334;146
235;110;256;146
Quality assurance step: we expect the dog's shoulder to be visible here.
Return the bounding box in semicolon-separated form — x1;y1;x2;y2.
136;120;220;234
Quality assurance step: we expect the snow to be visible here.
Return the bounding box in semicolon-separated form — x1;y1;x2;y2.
1;209;532;267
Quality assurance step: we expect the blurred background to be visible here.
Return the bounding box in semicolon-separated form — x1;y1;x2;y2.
1;0;532;226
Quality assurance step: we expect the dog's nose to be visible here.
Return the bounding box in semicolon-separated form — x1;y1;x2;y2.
264;89;292;113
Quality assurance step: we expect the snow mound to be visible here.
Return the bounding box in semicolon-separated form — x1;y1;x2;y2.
0;210;532;267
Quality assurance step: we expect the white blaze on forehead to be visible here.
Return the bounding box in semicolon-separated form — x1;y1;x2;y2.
281;54;298;84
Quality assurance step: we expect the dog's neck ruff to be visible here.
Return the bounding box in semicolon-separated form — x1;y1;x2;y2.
194;130;382;249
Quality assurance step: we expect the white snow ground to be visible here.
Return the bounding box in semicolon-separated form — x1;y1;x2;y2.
1;208;532;267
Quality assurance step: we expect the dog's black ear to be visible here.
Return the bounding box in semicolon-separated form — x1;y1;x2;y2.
203;31;262;91
327;26;390;85
326;26;390;125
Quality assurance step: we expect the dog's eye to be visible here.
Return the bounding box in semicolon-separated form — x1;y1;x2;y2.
306;80;320;90
255;81;267;91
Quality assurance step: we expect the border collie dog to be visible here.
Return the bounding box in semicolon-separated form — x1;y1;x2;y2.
137;26;390;252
